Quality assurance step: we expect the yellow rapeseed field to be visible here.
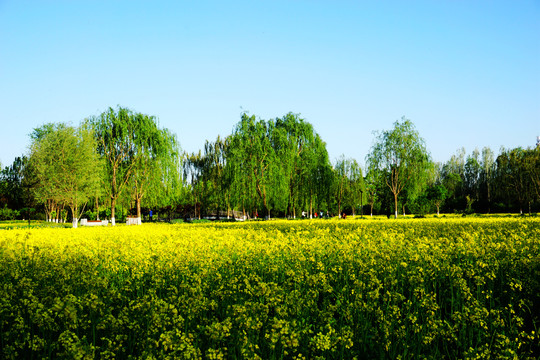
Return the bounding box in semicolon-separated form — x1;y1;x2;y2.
1;217;538;359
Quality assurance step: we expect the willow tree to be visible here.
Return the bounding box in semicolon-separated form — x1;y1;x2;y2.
86;106;139;225
367;117;431;218
226;112;331;219
146;131;183;217
228;113;283;219
300;134;333;218
198;136;229;218
227;131;255;219
345;158;366;217
364;168;378;217
334;156;349;217
185;151;205;219
333;156;365;217
273;113;317;218
130;114;180;224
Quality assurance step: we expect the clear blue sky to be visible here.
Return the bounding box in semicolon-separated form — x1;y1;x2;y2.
1;0;539;168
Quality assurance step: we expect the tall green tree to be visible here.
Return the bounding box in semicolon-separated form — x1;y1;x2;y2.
523;147;540;202
333;156;365;217
272;113;317;218
28;123;67;221
185;151;205;219
402;159;435;215
364;168;379;217
496;147;535;214
29;123;102;227
346;159;366;217
464;148;481;208
0;156;29;211
440;148;466;211
367;117;431;218
130;114;180;223
224;112;333;220
480;147;495;212
427;184;447;216
148;131;183;217
333;156;349;217
191;136;228;219
298;133;332;218
226;127;252;219
228;114;283;219
86;106;140;225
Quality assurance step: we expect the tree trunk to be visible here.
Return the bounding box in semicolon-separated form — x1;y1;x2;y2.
70;204;78;228
136;197;142;225
394;192;398;219
487;184;491;214
111;197;116;226
95;197;100;220
262;188;268;219
310;195;313;219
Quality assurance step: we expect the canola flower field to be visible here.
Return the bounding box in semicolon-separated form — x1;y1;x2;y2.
0;217;538;359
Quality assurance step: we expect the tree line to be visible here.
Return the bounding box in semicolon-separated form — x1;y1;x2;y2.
1;106;539;225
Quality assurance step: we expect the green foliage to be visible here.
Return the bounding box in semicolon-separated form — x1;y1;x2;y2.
0;156;32;211
426;184;447;215
4;107;540;221
85;106;139;223
495;147;538;214
188;218;211;223
82;210;98;221
0;220;71;229
334;156;366;217
28;123;103;226
85;106;183;224
225;112;332;219
130;115;182;219
367;117;432;218
0;205;20;220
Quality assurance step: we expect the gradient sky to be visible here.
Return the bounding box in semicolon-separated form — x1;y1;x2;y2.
1;0;539;168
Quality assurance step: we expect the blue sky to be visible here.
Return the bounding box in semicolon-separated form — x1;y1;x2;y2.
1;0;539;168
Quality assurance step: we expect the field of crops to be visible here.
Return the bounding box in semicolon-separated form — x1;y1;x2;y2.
1;217;538;359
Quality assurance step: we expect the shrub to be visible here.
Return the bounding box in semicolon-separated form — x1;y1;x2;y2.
0;205;20;220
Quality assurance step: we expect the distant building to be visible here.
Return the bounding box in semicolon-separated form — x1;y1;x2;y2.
537;136;540;148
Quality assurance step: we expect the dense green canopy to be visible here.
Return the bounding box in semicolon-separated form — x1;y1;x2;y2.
1;108;539;222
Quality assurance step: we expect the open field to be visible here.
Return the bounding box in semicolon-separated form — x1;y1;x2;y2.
1;217;538;359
